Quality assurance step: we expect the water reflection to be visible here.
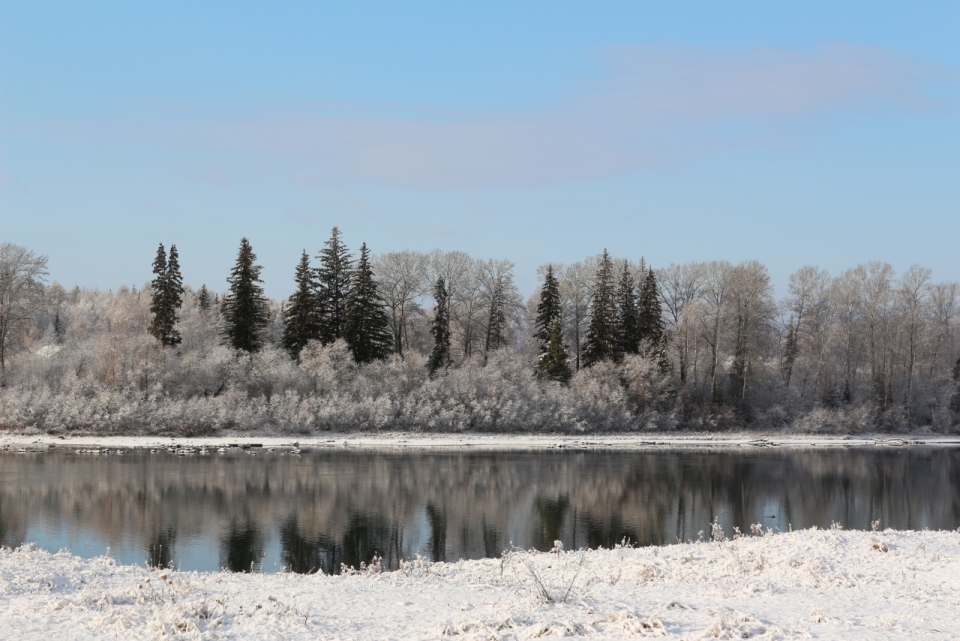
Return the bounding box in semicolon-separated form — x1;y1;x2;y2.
0;447;958;573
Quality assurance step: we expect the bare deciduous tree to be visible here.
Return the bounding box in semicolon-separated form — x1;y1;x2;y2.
0;243;49;372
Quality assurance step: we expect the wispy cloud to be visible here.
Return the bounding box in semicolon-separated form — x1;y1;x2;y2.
70;44;960;188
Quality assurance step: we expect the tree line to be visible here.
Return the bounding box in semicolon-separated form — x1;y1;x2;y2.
1;234;959;434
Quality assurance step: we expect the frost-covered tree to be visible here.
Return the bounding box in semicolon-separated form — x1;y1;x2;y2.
148;243;184;348
282;251;319;358
428;277;451;375
344;243;393;364
583;250;616;367
316;227;353;345
221;238;270;353
0;243;48;372
373;250;428;356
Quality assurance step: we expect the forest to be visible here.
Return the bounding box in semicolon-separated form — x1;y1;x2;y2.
1;231;959;435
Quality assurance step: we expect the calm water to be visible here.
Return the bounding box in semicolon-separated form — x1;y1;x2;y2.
1;446;958;574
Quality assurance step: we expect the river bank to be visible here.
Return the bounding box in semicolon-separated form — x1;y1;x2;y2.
2;430;960;452
2;528;958;640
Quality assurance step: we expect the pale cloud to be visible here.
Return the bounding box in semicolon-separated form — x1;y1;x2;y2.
102;44;960;188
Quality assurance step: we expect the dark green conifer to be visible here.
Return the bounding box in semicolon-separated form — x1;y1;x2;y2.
951;357;960;415
53;310;64;343
428;277;451;375
638;268;664;347
196;285;211;312
282;250;320;358
315;227;353;345
583;250;617;367
615;262;640;359
484;279;507;355
534;265;562;355
221;238;270;352
344;243;393;363
149;243;183;347
539;319;572;383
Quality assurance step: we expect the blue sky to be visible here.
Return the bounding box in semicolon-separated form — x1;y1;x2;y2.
1;1;957;298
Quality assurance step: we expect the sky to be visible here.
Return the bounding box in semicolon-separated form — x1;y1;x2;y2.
1;1;958;298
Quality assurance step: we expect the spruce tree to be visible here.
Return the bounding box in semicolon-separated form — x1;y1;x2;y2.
638;268;665;347
583;250;617;366
282;250;320;358
221;238;270;352
148;243;167;341
951;356;960;415
428;277;451;375
344;243;393;363
53;310;64;343
315;227;353;345
196;285;211;312
484;278;507;354
534;264;562;355
148;243;183;347
539;319;572;383
166;244;184;314
615;262;640;359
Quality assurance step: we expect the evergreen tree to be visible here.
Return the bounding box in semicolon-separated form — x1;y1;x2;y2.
282;250;320;358
315;227;353;345
53;309;64;343
534;264;562;355
950;356;960;415
638;268;665;347
538;319;572;383
615;262;640;359
148;243;183;347
196;285;211;312
344;243;393;363
583;250;617;366
221;238;270;352
428;277;451;375
166;244;184;313
484;278;507;355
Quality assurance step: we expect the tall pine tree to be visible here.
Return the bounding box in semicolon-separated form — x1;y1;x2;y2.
148;243;183;347
583;250;617;366
344;243;393;363
615;262;640;359
316;227;353;345
221;238;270;353
638;268;664;346
539;319;572;382
428;277;451;375
534;264;562;355
282;250;319;357
196;285;211;313
484;278;507;355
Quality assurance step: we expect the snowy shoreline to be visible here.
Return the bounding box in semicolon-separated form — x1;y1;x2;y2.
2;528;958;640
2;430;960;451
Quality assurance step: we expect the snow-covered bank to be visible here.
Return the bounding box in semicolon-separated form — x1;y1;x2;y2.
2;431;960;451
2;528;959;640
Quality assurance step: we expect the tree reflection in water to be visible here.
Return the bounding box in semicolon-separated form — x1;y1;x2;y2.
1;447;958;574
221;521;263;572
147;528;177;569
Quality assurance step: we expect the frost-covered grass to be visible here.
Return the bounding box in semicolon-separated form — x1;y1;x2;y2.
2;527;959;639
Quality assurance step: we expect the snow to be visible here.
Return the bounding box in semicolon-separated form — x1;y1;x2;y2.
2;528;959;639
2;431;960;452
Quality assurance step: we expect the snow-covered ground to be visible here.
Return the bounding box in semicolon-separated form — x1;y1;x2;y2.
2;431;960;451
2;527;958;640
